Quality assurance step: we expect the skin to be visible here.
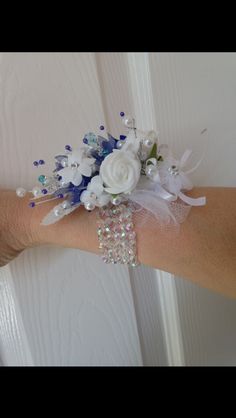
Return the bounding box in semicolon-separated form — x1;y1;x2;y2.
0;187;236;299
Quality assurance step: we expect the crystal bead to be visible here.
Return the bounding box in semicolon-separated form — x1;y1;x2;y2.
97;202;138;266
125;222;134;231
128;231;136;240
38;175;46;184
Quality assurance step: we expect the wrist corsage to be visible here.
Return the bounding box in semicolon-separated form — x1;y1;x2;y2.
16;112;206;267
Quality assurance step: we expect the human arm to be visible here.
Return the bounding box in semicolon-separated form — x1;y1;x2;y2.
0;187;236;298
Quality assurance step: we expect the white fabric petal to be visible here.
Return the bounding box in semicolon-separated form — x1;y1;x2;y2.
60;167;73;183
68;150;83;165
83;157;96;166
72;171;82;186
79;163;92;177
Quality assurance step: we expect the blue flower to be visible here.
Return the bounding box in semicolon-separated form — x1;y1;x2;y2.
91;133;120;165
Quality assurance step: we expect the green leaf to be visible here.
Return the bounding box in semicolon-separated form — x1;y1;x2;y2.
148;143;157;160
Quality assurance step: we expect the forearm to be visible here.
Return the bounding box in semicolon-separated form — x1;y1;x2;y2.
136;187;236;298
1;187;236;298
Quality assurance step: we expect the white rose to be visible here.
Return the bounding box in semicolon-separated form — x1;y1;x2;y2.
100;149;141;194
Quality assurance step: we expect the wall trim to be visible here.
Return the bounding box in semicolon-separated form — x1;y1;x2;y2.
126;53;185;366
155;271;185;366
0;264;34;366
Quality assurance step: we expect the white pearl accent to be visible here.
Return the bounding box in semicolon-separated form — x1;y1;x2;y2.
123;115;134;128
143;138;154;147
32;186;42;197
16;187;26;198
84;201;95;211
116;140;124;149
112;195;122;205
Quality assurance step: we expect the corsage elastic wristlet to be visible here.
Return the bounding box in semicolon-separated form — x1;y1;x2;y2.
16;113;206;267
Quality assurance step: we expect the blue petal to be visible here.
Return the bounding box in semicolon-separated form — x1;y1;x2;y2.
107;133;118;142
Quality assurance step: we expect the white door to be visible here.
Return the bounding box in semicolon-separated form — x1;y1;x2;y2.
0;52;235;366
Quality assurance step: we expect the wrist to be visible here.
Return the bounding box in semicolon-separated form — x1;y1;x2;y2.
0;190;35;266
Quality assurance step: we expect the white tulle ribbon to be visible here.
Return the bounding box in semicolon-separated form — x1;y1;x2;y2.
159;148;206;207
126;146;206;226
127;189;178;225
127;176;178;225
178;191;206;206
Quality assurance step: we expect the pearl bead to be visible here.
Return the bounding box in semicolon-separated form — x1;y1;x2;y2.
84;201;95;211
16;187;26;197
112;195;122;205
143;138;154;147
123;115;134;128
32;186;42;197
116;140;124;149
